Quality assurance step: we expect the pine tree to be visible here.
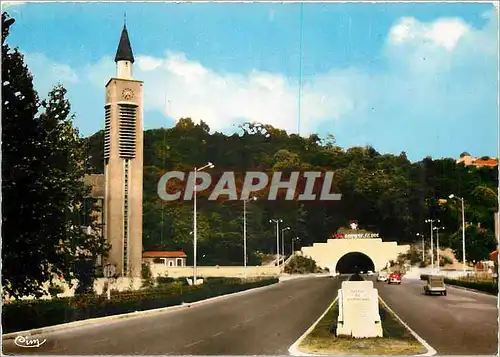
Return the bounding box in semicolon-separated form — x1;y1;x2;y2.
1;12;109;298
37;85;109;295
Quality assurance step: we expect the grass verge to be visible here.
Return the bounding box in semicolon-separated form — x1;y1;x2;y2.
298;299;427;355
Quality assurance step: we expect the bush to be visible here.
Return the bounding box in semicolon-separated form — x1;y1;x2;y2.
284;256;317;274
420;274;429;280
204;277;241;285
141;262;154;288
2;278;278;334
48;285;64;297
156;277;176;285
444;278;498;295
441;256;453;265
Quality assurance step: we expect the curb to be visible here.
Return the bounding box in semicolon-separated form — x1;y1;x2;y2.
379;297;437;356
288;297;338;356
279;274;330;282
288;296;437;356
2;281;278;340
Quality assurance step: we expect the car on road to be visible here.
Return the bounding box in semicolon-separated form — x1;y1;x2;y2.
377;272;388;282
424;275;447;296
388;272;402;284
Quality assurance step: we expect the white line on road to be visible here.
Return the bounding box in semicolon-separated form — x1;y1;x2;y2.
379;297;437;356
185;339;204;348
231;324;240;329
211;331;224;337
288;297;338;356
90;338;111;345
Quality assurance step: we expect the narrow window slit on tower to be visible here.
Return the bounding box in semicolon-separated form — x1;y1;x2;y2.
118;104;137;159
104;105;111;159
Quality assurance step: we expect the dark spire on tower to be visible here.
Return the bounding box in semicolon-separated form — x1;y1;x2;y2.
114;16;135;63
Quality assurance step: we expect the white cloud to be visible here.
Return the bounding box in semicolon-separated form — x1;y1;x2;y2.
389;16;470;51
23;53;79;95
93;50;349;135
24;9;498;155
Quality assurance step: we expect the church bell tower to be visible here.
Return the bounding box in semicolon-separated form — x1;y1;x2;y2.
104;21;144;278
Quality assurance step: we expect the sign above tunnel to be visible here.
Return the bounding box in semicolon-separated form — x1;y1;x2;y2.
333;233;380;239
333;223;380;239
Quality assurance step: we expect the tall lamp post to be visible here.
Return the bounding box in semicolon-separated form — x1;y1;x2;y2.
416;233;425;262
291;236;300;256
433;226;445;272
425;219;440;269
449;194;466;272
281;226;291;271
270;219;283;267
425;219;439;270
193;162;214;285
243;196;257;276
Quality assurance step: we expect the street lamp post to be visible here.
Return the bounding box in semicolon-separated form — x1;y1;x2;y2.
416;233;424;262
433;226;444;272
292;237;300;256
281;227;290;271
425;219;439;270
193;162;214;285
243;196;257;276
270;219;283;267
449;194;466;271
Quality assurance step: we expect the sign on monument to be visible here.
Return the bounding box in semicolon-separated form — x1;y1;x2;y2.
336;281;383;338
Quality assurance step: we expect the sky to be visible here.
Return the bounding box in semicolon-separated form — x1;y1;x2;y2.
2;1;499;162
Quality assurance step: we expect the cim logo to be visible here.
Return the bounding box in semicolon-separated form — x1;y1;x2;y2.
14;335;47;348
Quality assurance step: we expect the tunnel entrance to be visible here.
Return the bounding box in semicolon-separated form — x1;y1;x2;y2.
335;252;375;274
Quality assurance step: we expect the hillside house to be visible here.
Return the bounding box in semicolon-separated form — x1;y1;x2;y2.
143;251;187;267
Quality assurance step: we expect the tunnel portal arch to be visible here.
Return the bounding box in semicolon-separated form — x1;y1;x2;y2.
335;251;375;274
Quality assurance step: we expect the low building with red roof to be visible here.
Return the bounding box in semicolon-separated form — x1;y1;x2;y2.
143;250;187;267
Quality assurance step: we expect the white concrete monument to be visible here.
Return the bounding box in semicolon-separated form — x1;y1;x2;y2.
336;281;383;338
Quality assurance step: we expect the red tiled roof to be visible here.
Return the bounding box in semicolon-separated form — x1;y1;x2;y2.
473;158;498;166
143;251;187;258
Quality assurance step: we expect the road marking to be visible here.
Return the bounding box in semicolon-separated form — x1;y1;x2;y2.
231;324;240;329
185;340;204;348
288;296;437;356
288;296;338;356
379;297;437;356
90;338;111;345
211;331;224;337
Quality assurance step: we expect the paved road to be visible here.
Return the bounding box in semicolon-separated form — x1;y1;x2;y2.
3;276;342;355
374;276;498;355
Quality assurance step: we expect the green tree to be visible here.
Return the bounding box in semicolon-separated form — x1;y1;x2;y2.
2;13;108;298
450;225;497;263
